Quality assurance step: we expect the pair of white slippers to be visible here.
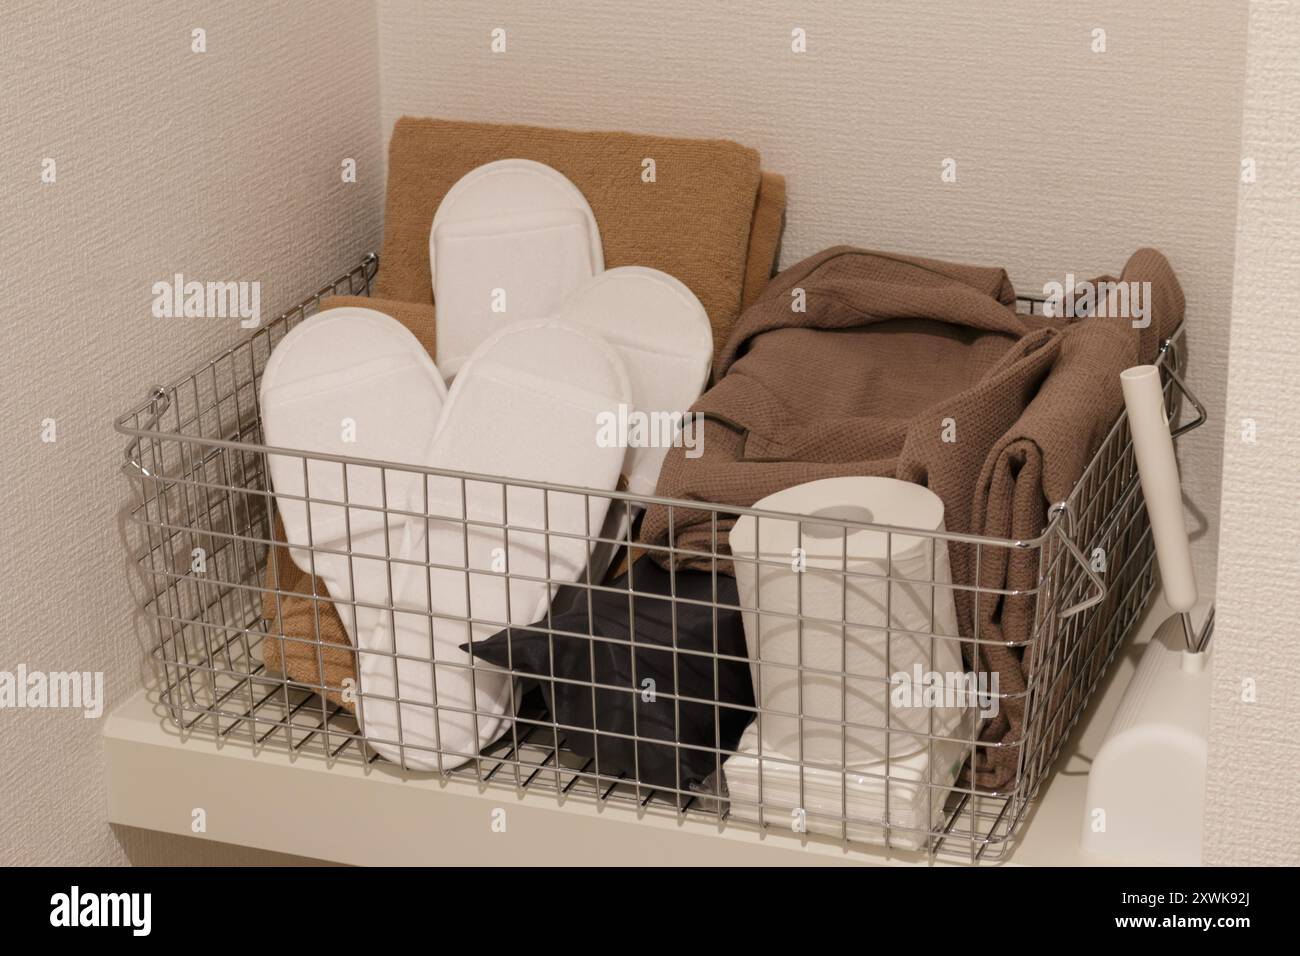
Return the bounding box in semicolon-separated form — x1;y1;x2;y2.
260;160;712;770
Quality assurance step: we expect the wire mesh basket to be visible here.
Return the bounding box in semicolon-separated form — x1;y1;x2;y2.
115;253;1205;862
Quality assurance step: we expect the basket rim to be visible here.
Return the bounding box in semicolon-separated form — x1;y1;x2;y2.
111;252;1189;555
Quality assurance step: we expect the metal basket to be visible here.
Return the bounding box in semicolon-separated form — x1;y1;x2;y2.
114;253;1205;862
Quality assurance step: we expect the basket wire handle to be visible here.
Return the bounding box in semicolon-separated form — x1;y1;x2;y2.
1052;341;1209;621
1164;364;1206;440
1051;501;1107;620
123;385;171;477
1157;335;1208;440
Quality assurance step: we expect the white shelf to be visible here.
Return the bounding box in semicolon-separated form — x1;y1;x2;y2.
104;598;1188;866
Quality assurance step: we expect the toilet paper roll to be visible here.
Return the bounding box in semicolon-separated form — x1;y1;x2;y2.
730;477;967;770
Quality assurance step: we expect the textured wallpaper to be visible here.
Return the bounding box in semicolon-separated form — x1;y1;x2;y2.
1204;0;1300;866
0;1;383;865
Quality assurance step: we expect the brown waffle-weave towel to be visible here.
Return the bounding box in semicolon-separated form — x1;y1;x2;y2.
640;246;1184;788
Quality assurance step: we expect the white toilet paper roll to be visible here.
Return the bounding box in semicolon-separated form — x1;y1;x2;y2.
730;477;967;770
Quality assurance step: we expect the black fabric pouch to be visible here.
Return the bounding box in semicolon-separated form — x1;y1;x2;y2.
465;556;755;794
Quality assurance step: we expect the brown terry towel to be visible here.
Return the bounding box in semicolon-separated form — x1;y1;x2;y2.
742;172;787;312
962;248;1184;787
639;246;1184;789
373;117;786;366
260;514;357;710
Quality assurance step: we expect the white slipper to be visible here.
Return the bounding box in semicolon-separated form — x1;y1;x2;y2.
562;266;712;499
259;307;447;644
429;159;603;380
358;320;630;770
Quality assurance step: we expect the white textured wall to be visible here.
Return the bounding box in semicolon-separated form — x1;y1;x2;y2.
0;1;383;865
1204;0;1300;867
377;0;1247;591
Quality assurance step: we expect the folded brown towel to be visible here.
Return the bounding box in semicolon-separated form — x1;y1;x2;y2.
964;248;1183;787
742;172;787;313
373;117;785;367
639;246;1184;789
260;514;357;710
